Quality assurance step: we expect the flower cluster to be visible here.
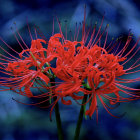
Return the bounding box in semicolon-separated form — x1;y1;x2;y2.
0;17;140;119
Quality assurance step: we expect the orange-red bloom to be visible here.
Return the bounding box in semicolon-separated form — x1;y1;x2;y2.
0;38;51;97
46;30;140;118
0;13;140;120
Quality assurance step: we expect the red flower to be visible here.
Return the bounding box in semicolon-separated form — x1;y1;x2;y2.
0;38;51;97
0;12;140;120
45;20;140;118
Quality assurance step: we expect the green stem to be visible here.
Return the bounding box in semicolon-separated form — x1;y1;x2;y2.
53;97;64;140
74;95;87;140
51;78;64;140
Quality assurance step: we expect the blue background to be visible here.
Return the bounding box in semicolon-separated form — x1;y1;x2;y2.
0;0;140;140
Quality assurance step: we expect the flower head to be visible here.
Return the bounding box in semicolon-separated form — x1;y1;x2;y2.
0;11;140;120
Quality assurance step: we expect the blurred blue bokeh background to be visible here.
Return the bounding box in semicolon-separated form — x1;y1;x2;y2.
0;0;140;140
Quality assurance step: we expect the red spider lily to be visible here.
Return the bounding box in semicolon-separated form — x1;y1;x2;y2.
0;37;51;97
0;10;140;121
45;15;140;119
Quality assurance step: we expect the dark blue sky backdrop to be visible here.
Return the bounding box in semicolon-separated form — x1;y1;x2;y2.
0;0;140;140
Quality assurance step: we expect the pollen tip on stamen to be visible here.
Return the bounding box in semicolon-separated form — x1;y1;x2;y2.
128;34;133;38
13;22;16;25
116;36;122;41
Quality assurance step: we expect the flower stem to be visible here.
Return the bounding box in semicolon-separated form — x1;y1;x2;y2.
74;95;87;140
53;96;64;140
51;77;64;140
